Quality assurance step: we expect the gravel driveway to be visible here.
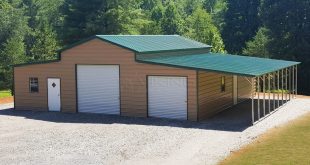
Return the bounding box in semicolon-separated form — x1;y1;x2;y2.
1;98;310;165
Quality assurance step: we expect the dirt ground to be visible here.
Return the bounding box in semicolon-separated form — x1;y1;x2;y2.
0;97;310;165
0;97;13;104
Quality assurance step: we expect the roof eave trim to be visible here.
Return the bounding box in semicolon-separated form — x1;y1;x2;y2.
135;59;257;77
137;46;212;54
13;59;60;67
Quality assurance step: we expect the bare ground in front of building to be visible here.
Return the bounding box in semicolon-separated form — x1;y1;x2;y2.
1;97;310;165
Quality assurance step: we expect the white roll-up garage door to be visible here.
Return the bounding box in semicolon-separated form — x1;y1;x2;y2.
148;76;187;120
77;65;120;114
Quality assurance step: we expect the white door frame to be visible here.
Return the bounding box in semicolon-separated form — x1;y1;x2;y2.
76;65;120;114
147;76;188;120
48;78;61;111
233;75;238;105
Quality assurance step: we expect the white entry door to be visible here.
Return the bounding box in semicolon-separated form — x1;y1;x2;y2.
77;65;120;114
148;76;187;120
48;78;61;111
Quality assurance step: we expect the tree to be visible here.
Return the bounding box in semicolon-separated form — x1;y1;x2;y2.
22;0;61;60
0;36;26;89
63;0;151;42
261;0;310;94
62;0;104;44
243;27;271;58
0;1;28;89
221;0;260;54
161;2;183;34
140;0;161;11
185;8;225;52
182;0;203;16
30;23;59;61
205;0;228;31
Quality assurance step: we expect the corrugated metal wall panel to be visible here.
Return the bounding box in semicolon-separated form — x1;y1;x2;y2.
148;76;187;120
77;65;120;114
14;39;198;121
198;71;233;120
237;76;252;103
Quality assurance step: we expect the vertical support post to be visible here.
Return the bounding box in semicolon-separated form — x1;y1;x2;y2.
295;65;298;97
263;75;266;116
251;78;254;125
282;69;284;106
285;68;288;103
289;67;291;101
292;66;295;98
257;76;260;119
277;70;280;107
288;67;291;101
273;72;276;110
268;73;271;113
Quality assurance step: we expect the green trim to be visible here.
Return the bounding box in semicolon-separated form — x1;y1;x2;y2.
136;52;301;77
58;35;212;54
136;59;257;77
57;36;98;53
96;35;211;53
136;47;211;55
14;35;211;68
14;59;60;67
13;51;61;67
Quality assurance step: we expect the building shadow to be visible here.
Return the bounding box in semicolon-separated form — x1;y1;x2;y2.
205;98;288;131
0;98;290;132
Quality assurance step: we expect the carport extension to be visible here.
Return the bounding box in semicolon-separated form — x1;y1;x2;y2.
137;53;300;124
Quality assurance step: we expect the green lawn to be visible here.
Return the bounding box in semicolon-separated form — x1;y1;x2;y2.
0;90;12;98
221;113;310;165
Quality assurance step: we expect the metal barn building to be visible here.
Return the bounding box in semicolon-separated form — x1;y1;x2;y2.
13;35;300;124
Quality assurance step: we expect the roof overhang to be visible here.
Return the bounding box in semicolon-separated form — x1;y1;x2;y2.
136;53;300;77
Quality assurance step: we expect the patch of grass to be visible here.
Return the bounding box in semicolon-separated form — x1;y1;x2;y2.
220;113;310;165
0;90;12;98
266;89;289;93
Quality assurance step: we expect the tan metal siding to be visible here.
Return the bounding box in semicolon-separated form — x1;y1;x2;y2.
14;38;198;121
198;71;233;120
237;76;252;103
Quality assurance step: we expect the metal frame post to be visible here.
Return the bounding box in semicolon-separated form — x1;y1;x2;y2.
277;70;280;107
282;69;284;106
292;66;295;98
263;75;266;116
289;67;291;101
285;68;288;102
257;76;260;119
251;78;255;124
273;72;276;110
295;65;298;97
268;73;271;113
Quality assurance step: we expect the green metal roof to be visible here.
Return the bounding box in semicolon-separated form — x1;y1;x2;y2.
137;53;300;77
96;35;211;53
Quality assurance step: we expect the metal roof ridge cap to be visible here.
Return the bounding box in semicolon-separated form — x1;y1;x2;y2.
177;35;212;47
94;35;139;53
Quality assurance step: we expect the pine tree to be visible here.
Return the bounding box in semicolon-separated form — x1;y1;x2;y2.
30;22;59;61
161;2;183;34
185;8;225;53
261;0;310;95
221;0;260;54
243;27;271;58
